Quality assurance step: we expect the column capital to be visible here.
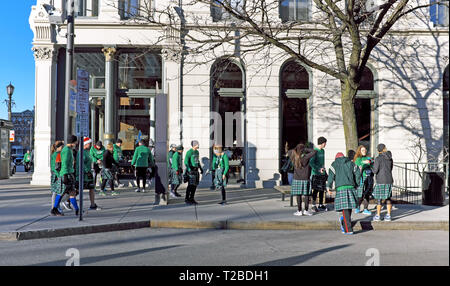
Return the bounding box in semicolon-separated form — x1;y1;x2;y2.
32;46;58;61
161;48;182;63
102;47;117;61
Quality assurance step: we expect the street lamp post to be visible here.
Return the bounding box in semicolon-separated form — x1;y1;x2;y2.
6;82;14;121
64;0;75;144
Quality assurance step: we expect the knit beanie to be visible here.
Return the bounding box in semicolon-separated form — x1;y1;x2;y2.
68;135;78;144
335;152;345;159
191;140;199;147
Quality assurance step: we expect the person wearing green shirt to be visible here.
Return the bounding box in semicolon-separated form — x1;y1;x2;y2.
23;150;32;172
310;136;328;212
50;141;64;216
90;141;105;188
113;139;124;188
51;135;80;216
184;140;203;205
353;145;373;215
131;140;154;193
75;137;100;210
212;145;229;205
167;144;177;192
169;145;184;198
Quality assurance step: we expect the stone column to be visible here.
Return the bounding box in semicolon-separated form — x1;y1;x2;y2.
102;46;116;145
90;98;97;142
30;46;58;186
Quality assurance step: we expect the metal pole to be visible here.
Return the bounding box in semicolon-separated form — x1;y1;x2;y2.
79;136;84;221
8;94;12;121
65;0;75;144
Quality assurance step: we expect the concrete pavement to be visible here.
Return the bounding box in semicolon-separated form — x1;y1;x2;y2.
0;173;448;240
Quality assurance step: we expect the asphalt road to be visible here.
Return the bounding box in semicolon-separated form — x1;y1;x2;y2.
0;228;447;266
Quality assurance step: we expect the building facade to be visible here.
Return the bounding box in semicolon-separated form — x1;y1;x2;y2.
10;109;34;156
29;0;449;187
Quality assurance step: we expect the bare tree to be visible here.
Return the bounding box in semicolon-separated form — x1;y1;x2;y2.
115;0;449;152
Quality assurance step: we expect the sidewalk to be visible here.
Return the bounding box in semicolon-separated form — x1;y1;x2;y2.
0;173;448;241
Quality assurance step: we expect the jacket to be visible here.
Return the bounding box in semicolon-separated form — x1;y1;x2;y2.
289;148;317;180
113;144;123;162
372;151;394;184
131;145;154;168
103;150;118;169
212;153;230;176
60;146;75;176
309;148;325;175
90;145;105;163
327;157;361;190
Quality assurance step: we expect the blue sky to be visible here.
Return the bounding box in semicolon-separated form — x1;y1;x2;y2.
0;1;36;119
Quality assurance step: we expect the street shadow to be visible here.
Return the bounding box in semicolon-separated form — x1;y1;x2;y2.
30;244;183;266
252;244;352;266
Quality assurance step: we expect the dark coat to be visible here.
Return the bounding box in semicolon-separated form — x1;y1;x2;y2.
103;150;117;169
289;149;317;180
372;151;394;184
327;157;361;190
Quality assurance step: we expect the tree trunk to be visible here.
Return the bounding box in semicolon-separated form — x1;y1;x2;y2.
341;80;359;153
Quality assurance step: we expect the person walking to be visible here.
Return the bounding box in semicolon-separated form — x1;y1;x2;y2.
212;144;230;205
310;137;328;212
210;143;217;190
372;144;394;222
327;152;361;235
113;139;125;188
184;140;203;205
167;144;177;192
51;135;80;216
169;145;184;198
90;141;105;189
50;141;64;216
289;144;317;216
99;143;119;196
132;140;154;193
353;145;374;215
75;137;101;209
23;150;32;172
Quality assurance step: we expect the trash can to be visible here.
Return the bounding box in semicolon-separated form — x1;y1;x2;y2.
422;171;445;206
0;120;14;180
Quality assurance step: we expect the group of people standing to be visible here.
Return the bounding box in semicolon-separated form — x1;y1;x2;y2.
284;137;394;235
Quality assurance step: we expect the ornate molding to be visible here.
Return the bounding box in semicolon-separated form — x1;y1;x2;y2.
102;47;117;61
161;48;182;63
32;46;57;61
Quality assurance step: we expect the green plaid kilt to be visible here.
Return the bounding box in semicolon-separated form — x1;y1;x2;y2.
169;168;182;186
334;188;358;211
291;179;311;196
50;173;64;195
76;172;95;190
373;184;392;200
214;168;227;190
311;174;327;191
187;170;200;186
356;171;368;198
101;168;114;181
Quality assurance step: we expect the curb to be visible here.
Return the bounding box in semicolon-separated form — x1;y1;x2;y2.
1;220;447;241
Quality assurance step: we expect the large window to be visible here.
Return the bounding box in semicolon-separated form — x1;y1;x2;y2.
430;0;449;26
73;51;106;89
118;53;162;89
279;0;310;22
119;0;140;19
76;0;99;17
211;0;244;22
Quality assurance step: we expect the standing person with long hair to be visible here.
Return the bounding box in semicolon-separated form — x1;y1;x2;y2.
132;140;153;193
212;144;230;205
327;152;361;235
372;144;394;222
113;139;125;188
310;137;328;212
290;144;317;216
353;145;374;215
50;141;64;216
281;143;294;185
100;143;119;196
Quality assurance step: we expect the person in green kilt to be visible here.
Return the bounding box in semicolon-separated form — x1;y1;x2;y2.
50;141;64;216
372;144;394;222
353;145;374;215
327;152;361;235
289;143;317;216
100;143;119;196
167;144;177;193
169;145;184;198
212;145;230;205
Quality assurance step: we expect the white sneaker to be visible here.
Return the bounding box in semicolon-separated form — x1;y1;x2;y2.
119;183;125;188
141;189;146;193
293;211;303;216
135;188;141;193
303;210;313;216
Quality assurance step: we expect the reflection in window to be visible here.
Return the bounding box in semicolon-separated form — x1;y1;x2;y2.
430;0;449;27
118;53;162;89
74;52;106;89
119;0;140;19
211;58;243;88
211;0;244;22
77;0;99;17
279;0;310;22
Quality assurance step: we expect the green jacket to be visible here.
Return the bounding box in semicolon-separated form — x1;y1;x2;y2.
50;151;60;177
75;148;93;181
212;153;229;176
327;157;361;191
184;148;200;172
131;145;154;168
167;150;175;167
90;146;105;162
354;156;372;173
113;144;123;162
60;146;75;176
23;153;31;163
171;151;183;171
309;147;325;175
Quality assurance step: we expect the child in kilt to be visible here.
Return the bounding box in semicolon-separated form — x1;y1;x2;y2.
212;145;230;205
289;144;317;216
353;145;374;215
310;137;328;212
169;145;184;198
327;152;361;235
100;143;119;196
372;144;394;222
50;141;64;216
